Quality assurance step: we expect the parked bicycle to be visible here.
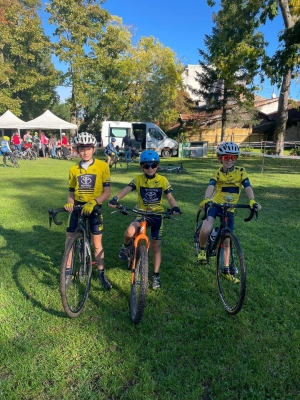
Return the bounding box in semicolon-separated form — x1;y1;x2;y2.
13;147;37;160
194;200;258;315
157;162;187;174
111;205;178;324
48;205;103;318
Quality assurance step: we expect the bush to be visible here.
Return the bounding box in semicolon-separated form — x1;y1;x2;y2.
289;146;300;156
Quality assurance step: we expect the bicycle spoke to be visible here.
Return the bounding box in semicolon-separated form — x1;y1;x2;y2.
216;233;246;315
130;245;148;324
60;233;92;317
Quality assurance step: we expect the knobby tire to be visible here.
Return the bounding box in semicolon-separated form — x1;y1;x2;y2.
60;232;92;318
130;245;148;324
115;158;128;173
216;232;246;315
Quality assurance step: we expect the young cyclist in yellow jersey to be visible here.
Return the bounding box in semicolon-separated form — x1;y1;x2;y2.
197;141;261;266
107;150;181;289
64;132;112;289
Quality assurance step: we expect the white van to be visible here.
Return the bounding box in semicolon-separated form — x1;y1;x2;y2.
101;121;178;158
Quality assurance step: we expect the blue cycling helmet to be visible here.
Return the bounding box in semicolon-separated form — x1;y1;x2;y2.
139;150;160;164
111;137;116;142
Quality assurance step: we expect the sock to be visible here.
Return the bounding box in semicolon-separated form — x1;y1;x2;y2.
98;269;105;277
153;272;159;277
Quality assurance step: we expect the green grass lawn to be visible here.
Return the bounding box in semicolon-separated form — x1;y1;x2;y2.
0;155;300;399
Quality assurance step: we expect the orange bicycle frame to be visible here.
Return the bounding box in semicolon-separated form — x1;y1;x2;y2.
131;219;150;284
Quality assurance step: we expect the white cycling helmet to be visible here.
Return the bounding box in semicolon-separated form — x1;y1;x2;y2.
74;132;97;147
217;141;240;156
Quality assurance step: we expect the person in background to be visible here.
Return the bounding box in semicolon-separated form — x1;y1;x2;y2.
32;132;40;158
0;135;12;167
48;134;57;158
61;132;68;147
11;131;21;151
121;135;132;162
104;137;118;166
40;131;49;158
23;130;32;143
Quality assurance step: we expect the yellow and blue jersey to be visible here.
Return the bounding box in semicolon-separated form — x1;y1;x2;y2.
128;173;173;212
209;166;251;204
68;158;111;203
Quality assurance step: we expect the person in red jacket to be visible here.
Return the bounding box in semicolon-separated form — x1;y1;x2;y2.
11;131;21;151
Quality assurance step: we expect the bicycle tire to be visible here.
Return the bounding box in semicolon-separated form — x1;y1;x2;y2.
115;158;128;173
60;232;92;318
28;150;37;160
194;208;203;255
216;232;246;315
13;150;23;159
130;245;148;324
9;154;20;168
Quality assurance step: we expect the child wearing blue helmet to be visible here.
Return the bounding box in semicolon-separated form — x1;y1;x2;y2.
104;137;118;166
108;150;181;289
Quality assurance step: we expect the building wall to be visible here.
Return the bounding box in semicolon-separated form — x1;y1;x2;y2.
186;128;265;145
181;65;206;105
285;122;300;141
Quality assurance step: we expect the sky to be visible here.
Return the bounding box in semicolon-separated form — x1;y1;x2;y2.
40;0;300;102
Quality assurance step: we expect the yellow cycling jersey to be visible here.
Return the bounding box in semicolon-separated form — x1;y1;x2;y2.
209;166;251;204
68;158;111;203
128;173;173;212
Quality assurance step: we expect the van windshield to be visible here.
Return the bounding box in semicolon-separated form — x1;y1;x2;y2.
110;127;130;138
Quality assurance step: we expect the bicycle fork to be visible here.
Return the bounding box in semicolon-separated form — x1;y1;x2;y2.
131;220;150;285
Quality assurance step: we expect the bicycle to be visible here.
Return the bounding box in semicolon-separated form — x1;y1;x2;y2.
8;153;20;168
111;205;178;324
48;205;103;318
13;147;37;160
108;154;128;172
194;199;258;315
157;162;187;174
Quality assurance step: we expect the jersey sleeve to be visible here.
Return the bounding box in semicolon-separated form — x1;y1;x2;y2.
68;169;76;192
240;168;251;188
163;177;173;194
102;164;111;187
128;177;137;191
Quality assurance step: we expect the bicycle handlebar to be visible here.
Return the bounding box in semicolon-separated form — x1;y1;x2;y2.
201;202;258;222
48;205;103;227
111;204;179;220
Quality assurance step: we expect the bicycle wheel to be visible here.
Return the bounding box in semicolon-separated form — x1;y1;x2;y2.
13;150;23;159
9;154;20;168
60;232;92;317
115;158;128;173
216;232;246;315
130;245;148;324
28;150;37;160
194;208;203;255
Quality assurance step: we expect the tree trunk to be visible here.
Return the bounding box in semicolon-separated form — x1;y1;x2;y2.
220;103;227;142
273;69;292;155
274;0;295;156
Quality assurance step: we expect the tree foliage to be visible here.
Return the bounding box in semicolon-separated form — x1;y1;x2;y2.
194;1;265;141
0;0;58;118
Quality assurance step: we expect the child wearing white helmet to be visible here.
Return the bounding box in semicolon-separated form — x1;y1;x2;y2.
64;131;112;289
197;141;261;266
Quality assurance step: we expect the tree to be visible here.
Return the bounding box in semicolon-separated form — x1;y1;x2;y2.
0;0;58;117
46;0;112;127
208;0;300;154
194;2;265;141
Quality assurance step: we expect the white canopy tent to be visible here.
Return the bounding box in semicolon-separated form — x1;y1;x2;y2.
0;110;26;133
21;109;78;131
